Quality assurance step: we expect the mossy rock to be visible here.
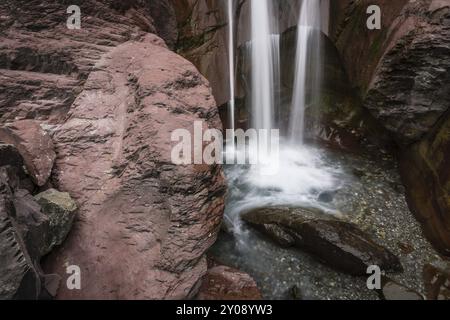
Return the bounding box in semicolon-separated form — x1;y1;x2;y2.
35;188;77;251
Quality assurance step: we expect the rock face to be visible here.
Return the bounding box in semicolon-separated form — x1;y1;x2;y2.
331;0;450;255
242;207;402;276
171;0;230;106
44;33;225;299
1;0;226;299
0;120;56;186
0;144;74;299
364;2;450;145
197;265;262;300
400;115;450;256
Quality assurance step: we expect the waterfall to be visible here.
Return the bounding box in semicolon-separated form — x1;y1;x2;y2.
250;0;278;131
227;0;236;143
223;0;340;231
289;0;322;143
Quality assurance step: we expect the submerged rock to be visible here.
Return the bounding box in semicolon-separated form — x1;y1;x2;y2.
197;265;262;300
242;207;402;276
34;189;77;253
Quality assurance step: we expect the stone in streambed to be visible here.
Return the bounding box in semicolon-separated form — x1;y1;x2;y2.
378;277;423;300
34;189;77;252
242;207;402;276
196;265;262;300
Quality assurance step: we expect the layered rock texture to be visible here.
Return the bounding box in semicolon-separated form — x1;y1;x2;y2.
0;0;226;299
331;0;450;255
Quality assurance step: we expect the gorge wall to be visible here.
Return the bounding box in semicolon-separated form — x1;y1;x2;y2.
331;0;450;256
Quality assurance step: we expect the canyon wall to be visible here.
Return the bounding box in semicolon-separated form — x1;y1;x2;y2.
331;0;450;255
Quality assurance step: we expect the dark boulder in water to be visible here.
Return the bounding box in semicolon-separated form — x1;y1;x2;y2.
242;207;403;276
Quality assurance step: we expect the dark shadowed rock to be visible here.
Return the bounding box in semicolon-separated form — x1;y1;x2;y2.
0;169;42;299
34;189;77;254
197;265;262;300
0;142;75;299
0;120;56;186
13;189;49;258
242;207;402;276
0;144;35;192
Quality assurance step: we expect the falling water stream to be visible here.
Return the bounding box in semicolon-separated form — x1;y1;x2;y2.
225;0;341;229
227;0;236;146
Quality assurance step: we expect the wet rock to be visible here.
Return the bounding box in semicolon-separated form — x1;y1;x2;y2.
242;207;402;276
423;261;450;300
34;189;76;253
0;120;56;186
363;1;450;145
197;265;262;300
400;114;450;256
378;277;423;300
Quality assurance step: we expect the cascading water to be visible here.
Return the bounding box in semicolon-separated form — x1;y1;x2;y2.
227;0;236;144
250;0;276;131
289;0;322;143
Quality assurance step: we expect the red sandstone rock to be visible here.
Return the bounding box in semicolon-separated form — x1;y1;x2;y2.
43;33;226;299
197;266;262;300
0;120;56;186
